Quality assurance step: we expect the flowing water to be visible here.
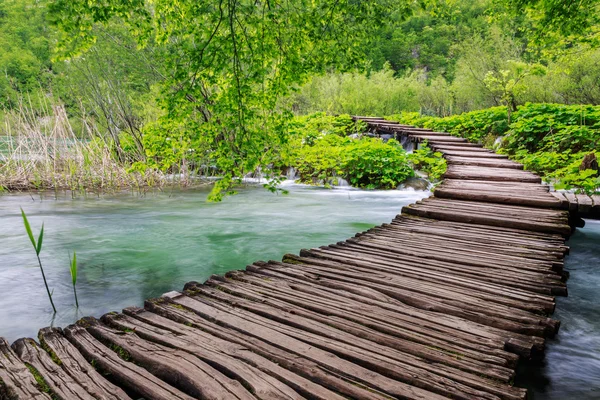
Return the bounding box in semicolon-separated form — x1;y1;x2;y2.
0;183;427;342
0;185;598;398
517;219;600;399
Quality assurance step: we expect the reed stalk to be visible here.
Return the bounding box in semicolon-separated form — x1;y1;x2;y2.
20;208;56;313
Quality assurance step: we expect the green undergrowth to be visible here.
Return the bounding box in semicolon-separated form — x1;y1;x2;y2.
390;103;600;193
280;112;445;188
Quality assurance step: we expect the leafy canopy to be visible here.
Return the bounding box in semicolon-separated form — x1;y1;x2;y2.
48;0;406;200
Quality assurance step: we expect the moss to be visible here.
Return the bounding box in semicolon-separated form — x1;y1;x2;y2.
282;256;303;265
109;344;133;362
25;363;59;400
168;303;187;311
38;338;62;367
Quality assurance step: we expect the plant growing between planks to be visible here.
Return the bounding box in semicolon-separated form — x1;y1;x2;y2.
20;208;57;313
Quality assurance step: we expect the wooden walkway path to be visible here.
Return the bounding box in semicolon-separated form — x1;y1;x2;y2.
0;117;577;400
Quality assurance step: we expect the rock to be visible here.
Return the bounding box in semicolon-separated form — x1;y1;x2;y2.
398;177;431;191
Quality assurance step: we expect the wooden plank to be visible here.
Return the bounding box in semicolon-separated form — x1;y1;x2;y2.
169;292;508;400
150;295;450;400
592;195;600;216
190;281;528;400
64;324;195;400
0;337;51;400
105;309;348;400
402;204;572;236
144;300;395;400
445;157;524;169
434;187;563;209
12;338;98;400
82;318;258;400
563;192;578;211
37;327;132;400
221;270;521;366
576;194;593;215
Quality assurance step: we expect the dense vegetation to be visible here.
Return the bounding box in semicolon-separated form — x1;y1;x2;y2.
391;104;600;193
0;0;598;196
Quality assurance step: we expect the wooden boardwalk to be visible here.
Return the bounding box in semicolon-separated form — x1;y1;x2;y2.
0;117;577;400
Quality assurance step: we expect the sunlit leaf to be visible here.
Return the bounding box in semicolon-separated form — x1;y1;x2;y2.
20;208;37;251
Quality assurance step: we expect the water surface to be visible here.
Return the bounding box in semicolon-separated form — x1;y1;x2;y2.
0;184;427;342
517;219;600;399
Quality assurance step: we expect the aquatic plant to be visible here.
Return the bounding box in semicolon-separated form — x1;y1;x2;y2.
69;252;79;308
20;208;56;313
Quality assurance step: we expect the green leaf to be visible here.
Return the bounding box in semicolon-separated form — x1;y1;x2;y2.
36;224;44;256
20;208;37;251
70;252;78;286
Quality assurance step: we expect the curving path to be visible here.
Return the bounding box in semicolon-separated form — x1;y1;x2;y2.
0;118;576;400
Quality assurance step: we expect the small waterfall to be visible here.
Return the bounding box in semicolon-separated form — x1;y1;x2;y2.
335;177;350;187
399;135;415;153
286;167;297;180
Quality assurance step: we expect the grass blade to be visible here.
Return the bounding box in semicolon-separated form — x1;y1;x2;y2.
70;251;79;308
20;208;37;250
70;252;77;286
36;223;44;256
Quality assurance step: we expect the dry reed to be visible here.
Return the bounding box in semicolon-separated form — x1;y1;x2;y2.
0;100;165;193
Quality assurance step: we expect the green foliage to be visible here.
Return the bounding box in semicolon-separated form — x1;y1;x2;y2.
294;136;413;189
401;103;600;193
48;0;406;200
288;66;421;116
344;139;414;189
391;106;509;143
286;114;414;189
408;144;447;181
0;0;53;109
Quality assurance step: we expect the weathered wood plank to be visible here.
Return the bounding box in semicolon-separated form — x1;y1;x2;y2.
108;308;348;400
191;281;528;400
64;324;195;400
37;327;132;400
170;291;507;400
12;338;97;400
576;194;594;214
0;337;51;400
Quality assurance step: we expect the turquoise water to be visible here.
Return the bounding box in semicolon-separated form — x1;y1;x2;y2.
517;219;600;399
0;184;427;342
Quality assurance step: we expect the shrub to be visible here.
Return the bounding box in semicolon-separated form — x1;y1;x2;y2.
344;139;413;189
389;106;508;143
287;117;415;189
408;144;447;181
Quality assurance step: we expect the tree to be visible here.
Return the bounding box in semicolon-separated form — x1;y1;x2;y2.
48;0;406;200
483;61;546;122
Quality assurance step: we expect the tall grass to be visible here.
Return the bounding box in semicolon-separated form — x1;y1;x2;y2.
0;99;164;193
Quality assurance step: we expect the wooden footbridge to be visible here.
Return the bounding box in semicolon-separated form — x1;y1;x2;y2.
0;117;584;400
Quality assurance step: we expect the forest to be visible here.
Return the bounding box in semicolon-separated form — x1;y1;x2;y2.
1;0;599;197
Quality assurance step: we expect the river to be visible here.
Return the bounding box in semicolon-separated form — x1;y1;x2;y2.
517;219;600;399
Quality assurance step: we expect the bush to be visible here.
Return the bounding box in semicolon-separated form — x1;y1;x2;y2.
390;106;508;143
285;114;414;189
408;144;447;181
393;103;600;193
344;139;413;189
